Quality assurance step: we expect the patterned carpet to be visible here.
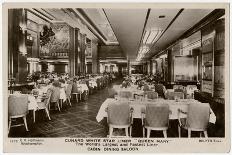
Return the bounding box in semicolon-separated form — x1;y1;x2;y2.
8;79;219;138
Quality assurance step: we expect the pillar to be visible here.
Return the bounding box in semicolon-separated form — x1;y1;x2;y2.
74;28;80;76
8;9;28;84
127;59;130;75
77;33;87;75
92;40;98;74
68;26;75;77
167;49;174;84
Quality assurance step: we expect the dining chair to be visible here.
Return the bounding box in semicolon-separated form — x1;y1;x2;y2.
106;102;133;137
66;84;72;106
166;92;185;100
173;85;185;90
8;94;29;134
143;84;150;91
142;104;169;138
85;80;93;95
173;85;185;93
118;90;133;100
35;93;51;122
178;102;210;138
186;85;198;99
48;87;61;112
144;91;158;100
79;82;89;101
32;89;39;97
155;84;165;98
96;78;101;89
72;83;82;103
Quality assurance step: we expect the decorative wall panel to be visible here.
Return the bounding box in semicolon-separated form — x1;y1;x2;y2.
39;23;70;58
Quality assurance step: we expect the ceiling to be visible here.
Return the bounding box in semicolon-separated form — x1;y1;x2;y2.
82;9;118;43
27;8;214;62
147;9;213;59
103;8;213;62
104;9;148;60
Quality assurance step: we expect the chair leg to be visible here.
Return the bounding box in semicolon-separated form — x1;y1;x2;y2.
45;108;51;120
204;131;208;138
200;132;203;138
163;130;167;138
125;127;129;137
56;101;61;112
178;125;181;138
68;97;72;106
23;116;29;131
8;119;12;134
76;94;78;103
60;99;63;109
33;110;36;123
109;127;113;138
147;129;151;138
188;129;191;138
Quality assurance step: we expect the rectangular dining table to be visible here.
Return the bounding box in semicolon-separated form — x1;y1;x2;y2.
96;98;216;124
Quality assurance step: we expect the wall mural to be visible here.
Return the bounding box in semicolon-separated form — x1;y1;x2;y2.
39;23;70;57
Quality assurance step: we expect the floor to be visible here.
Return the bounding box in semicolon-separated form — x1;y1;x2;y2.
8;79;220;138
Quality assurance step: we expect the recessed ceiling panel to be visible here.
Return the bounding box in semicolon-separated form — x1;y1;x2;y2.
83;9;118;43
104;9;148;60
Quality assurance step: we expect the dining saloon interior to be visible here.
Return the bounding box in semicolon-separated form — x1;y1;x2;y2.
7;8;226;138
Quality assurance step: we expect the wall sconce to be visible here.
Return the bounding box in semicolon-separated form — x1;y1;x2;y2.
19;44;27;56
27;35;33;41
19;21;27;34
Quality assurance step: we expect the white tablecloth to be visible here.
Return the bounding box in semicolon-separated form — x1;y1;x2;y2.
113;86;144;97
78;84;89;93
28;95;40;111
89;81;97;88
96;98;216;124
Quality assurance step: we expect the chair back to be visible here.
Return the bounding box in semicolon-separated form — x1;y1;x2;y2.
8;94;28;117
145;104;169;128
108;102;130;125
187;103;210;130
79;80;86;84
143;84;150;91
32;89;39;96
96;78;101;87
118;90;133;99
66;84;72;97
166;92;184;100
49;87;61;103
144;91;158;100
155;84;165;97
72;82;81;93
85;80;90;88
186;85;197;90
44;92;51;107
173;85;185;92
173;85;185;90
186;85;198;94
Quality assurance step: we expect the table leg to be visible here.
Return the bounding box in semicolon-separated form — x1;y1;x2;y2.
33;110;36;123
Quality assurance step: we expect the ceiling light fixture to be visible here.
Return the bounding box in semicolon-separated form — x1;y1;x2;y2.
143;29;163;44
137;28;163;61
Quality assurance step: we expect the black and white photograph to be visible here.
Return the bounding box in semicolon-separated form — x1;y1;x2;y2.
2;2;230;153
